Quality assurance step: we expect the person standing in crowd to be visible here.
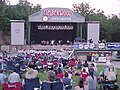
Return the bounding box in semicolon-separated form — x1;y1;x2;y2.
74;77;88;90
8;69;20;83
0;69;7;86
85;69;97;90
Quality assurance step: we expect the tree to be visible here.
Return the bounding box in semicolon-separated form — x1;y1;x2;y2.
0;0;42;44
0;0;7;31
108;15;120;41
3;0;42;30
89;10;112;41
72;3;120;42
72;3;95;20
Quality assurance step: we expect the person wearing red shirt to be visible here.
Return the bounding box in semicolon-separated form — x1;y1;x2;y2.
80;68;88;81
56;68;64;79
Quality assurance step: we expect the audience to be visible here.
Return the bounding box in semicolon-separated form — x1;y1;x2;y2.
0;49;103;90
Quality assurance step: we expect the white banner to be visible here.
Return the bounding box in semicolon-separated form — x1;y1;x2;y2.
11;20;25;45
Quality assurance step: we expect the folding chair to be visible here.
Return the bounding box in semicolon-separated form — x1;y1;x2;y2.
41;81;64;90
2;82;22;90
23;77;40;90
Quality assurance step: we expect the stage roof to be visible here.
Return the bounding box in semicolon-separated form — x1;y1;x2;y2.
29;7;85;23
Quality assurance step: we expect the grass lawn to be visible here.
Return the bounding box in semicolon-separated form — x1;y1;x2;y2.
0;65;120;90
38;65;120;89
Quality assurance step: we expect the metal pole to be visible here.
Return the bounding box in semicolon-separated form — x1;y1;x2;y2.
80;24;82;42
77;23;79;37
28;22;31;45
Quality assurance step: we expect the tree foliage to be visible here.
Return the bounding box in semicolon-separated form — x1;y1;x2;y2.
73;3;120;42
1;0;42;32
73;3;95;20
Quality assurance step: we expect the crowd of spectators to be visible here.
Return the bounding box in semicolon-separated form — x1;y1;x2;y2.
0;49;118;90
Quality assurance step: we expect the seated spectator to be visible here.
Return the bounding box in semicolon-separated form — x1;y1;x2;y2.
80;68;89;81
0;69;7;86
44;70;56;82
56;67;64;79
83;61;89;67
23;77;40;90
68;71;73;81
22;64;40;90
47;61;53;70
41;70;63;90
77;60;82;69
8;69;20;83
91;60;97;67
89;64;98;79
74;77;88;90
62;72;72;90
69;66;75;75
85;69;97;90
104;63;117;81
54;70;62;82
14;63;22;78
25;64;38;79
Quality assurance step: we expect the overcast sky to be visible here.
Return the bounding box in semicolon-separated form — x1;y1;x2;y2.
9;0;120;17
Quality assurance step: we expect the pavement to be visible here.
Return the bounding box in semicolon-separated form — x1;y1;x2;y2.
97;61;120;68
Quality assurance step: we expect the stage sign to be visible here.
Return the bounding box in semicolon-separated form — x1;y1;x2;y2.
107;43;120;49
37;25;74;30
98;57;106;62
29;8;85;23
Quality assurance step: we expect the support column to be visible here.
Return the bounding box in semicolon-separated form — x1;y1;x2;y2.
76;23;80;37
28;22;31;45
80;24;82;42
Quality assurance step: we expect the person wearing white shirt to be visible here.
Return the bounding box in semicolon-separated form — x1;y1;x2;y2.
8;69;20;83
0;69;7;85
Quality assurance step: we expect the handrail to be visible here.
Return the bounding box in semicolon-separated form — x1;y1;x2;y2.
68;49;74;59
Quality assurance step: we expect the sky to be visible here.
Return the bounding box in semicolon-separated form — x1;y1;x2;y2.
9;0;120;17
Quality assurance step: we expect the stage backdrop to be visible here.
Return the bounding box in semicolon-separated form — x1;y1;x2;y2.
11;20;25;45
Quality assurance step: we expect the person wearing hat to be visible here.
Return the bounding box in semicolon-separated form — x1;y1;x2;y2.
25;64;38;79
22;64;39;86
104;63;117;81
